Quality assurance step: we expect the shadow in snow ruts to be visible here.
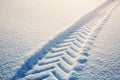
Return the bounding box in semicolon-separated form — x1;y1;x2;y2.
11;0;115;80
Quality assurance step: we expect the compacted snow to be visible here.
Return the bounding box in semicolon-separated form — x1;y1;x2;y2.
0;0;120;80
70;2;120;80
0;0;105;80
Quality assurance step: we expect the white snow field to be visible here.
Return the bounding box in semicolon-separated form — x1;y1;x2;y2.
69;1;120;80
0;0;106;80
0;0;120;80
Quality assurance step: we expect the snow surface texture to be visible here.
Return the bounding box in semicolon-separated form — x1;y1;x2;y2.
0;0;106;80
0;0;105;80
10;0;120;80
0;0;120;80
70;2;120;80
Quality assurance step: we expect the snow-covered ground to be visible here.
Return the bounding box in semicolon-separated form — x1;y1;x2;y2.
0;0;120;80
0;0;105;80
70;2;120;80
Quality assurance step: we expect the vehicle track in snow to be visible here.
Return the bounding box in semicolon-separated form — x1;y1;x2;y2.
12;0;120;80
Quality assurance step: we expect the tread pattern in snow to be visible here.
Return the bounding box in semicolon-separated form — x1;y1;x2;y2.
12;0;120;80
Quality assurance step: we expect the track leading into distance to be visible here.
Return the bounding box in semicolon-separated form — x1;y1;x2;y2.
12;0;120;80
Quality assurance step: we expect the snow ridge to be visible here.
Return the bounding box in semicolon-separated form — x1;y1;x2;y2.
11;0;120;80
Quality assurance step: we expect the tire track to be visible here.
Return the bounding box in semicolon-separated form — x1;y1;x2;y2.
11;0;120;80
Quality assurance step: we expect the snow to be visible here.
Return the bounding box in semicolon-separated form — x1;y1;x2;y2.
0;0;120;80
70;2;120;80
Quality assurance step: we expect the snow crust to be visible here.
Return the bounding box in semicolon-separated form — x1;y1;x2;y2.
70;3;120;80
1;0;119;80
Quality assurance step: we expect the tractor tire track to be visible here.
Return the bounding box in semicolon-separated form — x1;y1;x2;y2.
11;0;120;80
